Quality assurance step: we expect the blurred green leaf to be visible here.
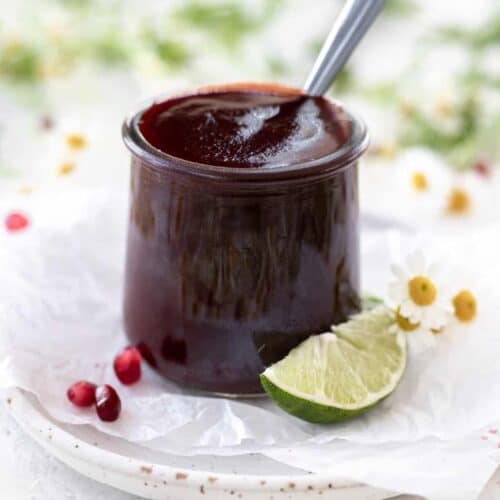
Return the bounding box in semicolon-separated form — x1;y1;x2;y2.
267;56;288;76
54;0;91;7
362;82;399;103
89;33;130;65
461;68;500;90
263;0;285;18
174;0;284;48
435;13;500;50
330;67;355;94
152;39;191;69
175;2;258;46
384;0;418;16
309;38;323;57
141;26;191;69
0;42;41;82
399;95;484;167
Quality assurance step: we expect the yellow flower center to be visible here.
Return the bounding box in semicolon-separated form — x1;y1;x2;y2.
399;100;415;117
396;308;420;332
408;275;437;306
447;188;470;215
18;185;34;194
453;290;477;322
435;97;453;117
370;143;396;159
431;327;444;335
5;39;23;52
58;162;76;176
66;133;87;151
41;61;65;78
411;172;428;191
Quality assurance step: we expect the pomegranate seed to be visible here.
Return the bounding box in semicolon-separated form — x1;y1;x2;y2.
40;115;54;131
5;212;29;232
474;159;491;178
95;384;121;422
136;341;157;368
114;346;142;385
67;381;96;407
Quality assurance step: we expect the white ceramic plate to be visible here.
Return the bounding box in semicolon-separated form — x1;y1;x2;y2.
6;387;393;500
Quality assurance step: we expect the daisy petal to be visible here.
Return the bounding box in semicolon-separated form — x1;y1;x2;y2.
428;260;443;278
400;299;422;323
388;282;407;302
407;329;438;355
408;250;426;275
391;264;410;280
419;306;448;330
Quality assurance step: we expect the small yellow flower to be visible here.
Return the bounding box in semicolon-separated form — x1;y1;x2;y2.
396;151;451;210
431;327;444;335
370;142;396;159
396;307;420;331
447;187;470;215
4;38;23;52
18;185;34;195
40;60;65;78
411;172;428;192
389;252;451;331
453;290;477;322
408;276;437;306
58;162;76;176
435;97;453;118
47;25;67;44
399;100;415;117
66;133;87;151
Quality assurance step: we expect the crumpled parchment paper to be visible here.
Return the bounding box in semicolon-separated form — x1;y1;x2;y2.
0;186;499;498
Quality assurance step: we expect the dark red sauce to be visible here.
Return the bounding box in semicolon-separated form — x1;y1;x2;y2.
123;86;363;394
139;91;349;168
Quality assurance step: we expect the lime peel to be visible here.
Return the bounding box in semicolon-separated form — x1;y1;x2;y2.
260;307;407;423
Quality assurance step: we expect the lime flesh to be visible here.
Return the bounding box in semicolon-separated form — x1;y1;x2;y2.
260;307;406;423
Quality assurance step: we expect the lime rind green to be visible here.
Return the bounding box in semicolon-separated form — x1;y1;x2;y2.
260;307;406;423
260;375;380;424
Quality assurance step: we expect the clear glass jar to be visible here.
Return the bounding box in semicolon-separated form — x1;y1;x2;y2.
122;84;369;395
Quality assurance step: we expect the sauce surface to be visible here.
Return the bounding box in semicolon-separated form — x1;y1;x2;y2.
139;91;350;168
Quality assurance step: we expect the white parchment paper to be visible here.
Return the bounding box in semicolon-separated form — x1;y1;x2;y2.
264;434;500;500
0;187;499;497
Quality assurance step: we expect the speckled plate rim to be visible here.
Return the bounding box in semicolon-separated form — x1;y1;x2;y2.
5;387;392;499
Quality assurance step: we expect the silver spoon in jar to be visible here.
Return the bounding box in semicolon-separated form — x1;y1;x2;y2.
304;0;386;96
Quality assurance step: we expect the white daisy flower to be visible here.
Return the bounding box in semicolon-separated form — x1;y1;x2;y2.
446;266;484;330
395;148;451;199
451;289;478;323
389;307;438;355
443;170;491;219
435;289;481;345
389;250;452;331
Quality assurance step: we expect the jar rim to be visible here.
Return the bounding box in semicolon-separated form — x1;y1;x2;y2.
122;83;369;182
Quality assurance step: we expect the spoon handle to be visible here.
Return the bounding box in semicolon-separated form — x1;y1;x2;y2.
304;0;386;96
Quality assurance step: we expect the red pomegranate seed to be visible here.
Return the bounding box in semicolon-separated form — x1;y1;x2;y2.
67;380;96;407
114;346;142;385
95;384;121;422
474;159;491;178
5;212;29;232
136;341;157;368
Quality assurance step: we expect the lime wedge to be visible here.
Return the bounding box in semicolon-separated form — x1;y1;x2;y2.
260;307;406;423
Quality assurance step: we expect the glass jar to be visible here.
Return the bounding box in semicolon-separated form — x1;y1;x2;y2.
122;84;369;395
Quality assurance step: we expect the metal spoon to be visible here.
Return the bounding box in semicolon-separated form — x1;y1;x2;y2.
304;0;386;96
